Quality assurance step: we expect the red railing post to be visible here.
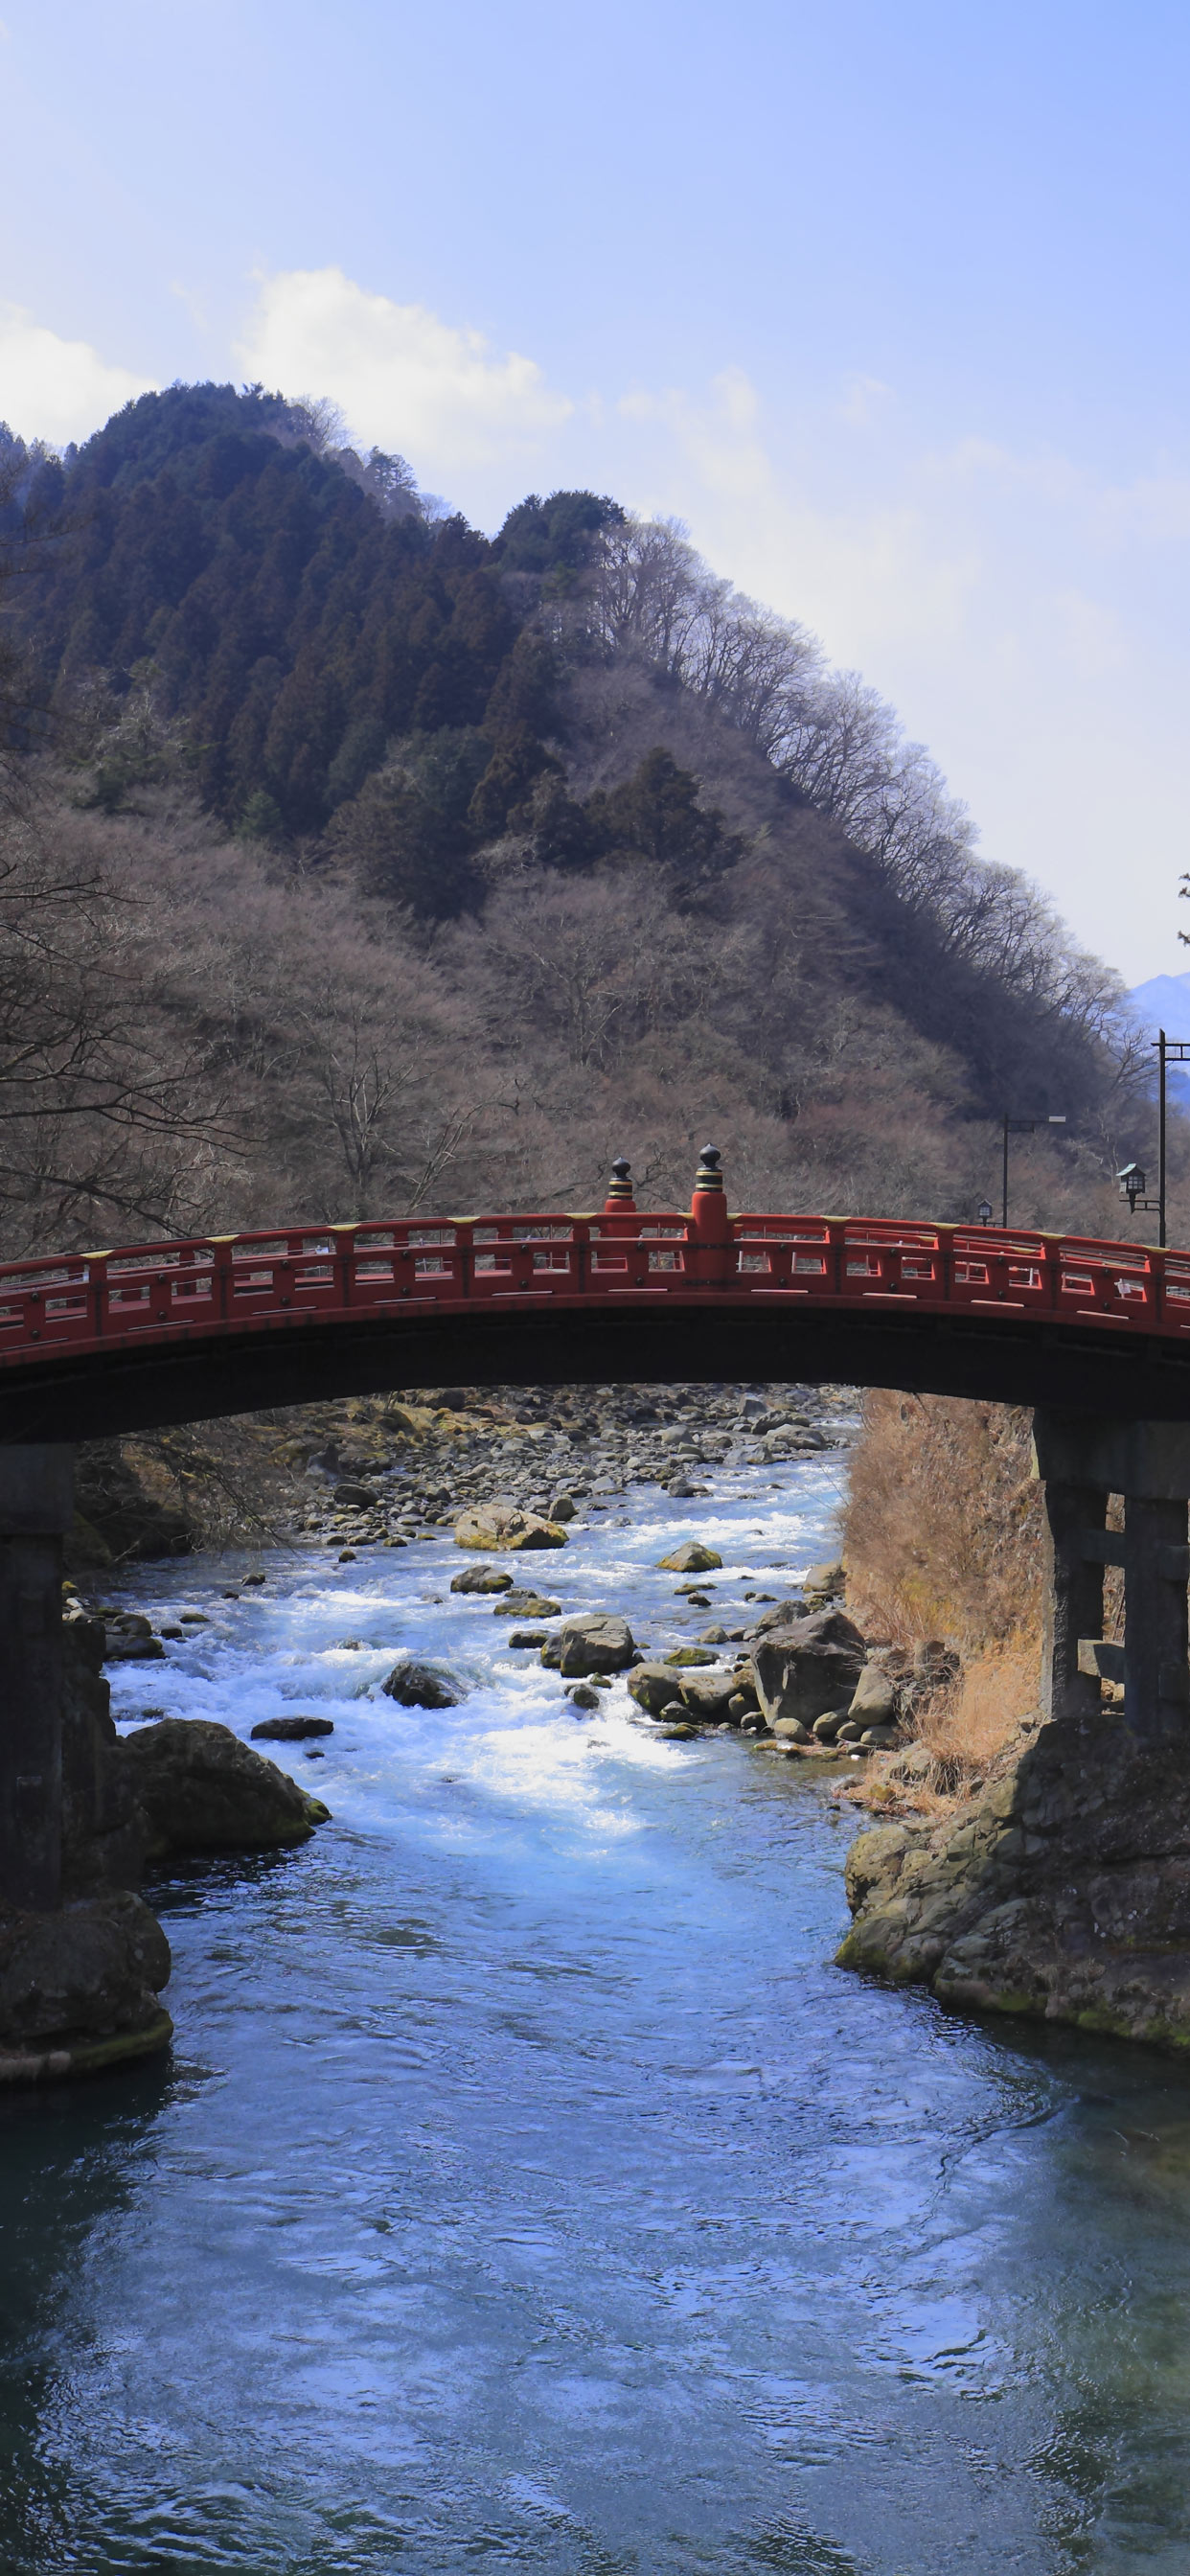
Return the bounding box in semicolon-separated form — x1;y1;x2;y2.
689;1144;731;1288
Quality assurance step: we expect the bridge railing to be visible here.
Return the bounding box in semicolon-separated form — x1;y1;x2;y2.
0;1207;1186;1369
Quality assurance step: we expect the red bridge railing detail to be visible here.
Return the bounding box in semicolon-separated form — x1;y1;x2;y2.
0;1194;1182;1371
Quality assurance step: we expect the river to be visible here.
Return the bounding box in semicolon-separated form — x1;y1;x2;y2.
6;1456;1190;2572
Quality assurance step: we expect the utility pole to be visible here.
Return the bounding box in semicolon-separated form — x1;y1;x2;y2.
1156;1030;1190;1247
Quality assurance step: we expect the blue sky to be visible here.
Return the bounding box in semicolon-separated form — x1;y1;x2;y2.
2;0;1188;982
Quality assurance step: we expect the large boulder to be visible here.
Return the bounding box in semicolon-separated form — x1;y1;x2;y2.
454;1503;567;1552
657;1542;721;1574
752;1607;866;1732
121;1719;330;1856
450;1564;514;1595
0;1888;172;2071
541;1614;635;1676
629;1661;739;1723
381;1661;464;1709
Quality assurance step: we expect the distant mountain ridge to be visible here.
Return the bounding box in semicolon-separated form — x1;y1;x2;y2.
1125;972;1190;1104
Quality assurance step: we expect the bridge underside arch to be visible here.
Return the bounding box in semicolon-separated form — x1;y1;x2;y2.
8;1299;1190;1443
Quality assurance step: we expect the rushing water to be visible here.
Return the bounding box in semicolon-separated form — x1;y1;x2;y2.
8;1461;1190;2572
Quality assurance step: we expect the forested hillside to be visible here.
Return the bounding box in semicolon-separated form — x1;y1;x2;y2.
0;382;1168;1261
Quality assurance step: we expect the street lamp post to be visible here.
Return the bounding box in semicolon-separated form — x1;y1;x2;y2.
1000;1112;1067;1228
1117;1030;1190;1246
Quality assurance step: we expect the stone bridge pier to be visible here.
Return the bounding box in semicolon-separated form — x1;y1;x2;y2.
0;1445;73;1912
1035;1411;1190;1733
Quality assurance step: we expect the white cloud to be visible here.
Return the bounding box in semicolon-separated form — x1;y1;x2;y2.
0;301;153;447
236;266;573;475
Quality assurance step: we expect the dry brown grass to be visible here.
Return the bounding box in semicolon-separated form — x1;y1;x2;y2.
840;1392;1046;1809
843;1390;1043;1649
915;1639;1040;1780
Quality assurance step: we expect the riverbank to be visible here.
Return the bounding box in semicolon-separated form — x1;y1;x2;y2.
71;1376;854;1564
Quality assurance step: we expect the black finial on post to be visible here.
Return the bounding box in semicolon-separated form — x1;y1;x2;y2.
604;1156;636;1212
694;1143;723;1193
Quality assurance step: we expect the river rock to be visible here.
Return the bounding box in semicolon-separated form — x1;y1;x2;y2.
771;1715;812;1743
804;1558;845;1599
566;1683;601;1710
454;1503;567;1552
103;1612;166;1664
752;1608;866;1732
836;1710;1190;2049
251;1716;335;1741
629;1661;738;1723
381;1661;465;1709
450;1564;514;1595
541;1614;635;1676
493;1591;561;1619
0;1889;172;2067
665;1646;718;1667
749;1598;808;1636
848;1664;899;1727
333;1482;378;1508
548;1493;578;1521
507;1629;549;1648
657;1543;722;1574
121;1720;330;1857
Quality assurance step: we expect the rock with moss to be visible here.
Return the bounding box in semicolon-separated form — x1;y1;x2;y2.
454;1503;567;1552
121;1719;330;1856
837;1710;1190;2048
657;1542;721;1574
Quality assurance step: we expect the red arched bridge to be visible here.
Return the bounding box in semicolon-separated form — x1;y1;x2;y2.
2;1150;1190;1443
8;1146;1190;1923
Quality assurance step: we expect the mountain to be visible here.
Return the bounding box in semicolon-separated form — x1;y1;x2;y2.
0;383;1166;1255
1124;974;1190;1105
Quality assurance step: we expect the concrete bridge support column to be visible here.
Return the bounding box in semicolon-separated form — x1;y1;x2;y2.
0;1446;73;1911
1034;1413;1190;1737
